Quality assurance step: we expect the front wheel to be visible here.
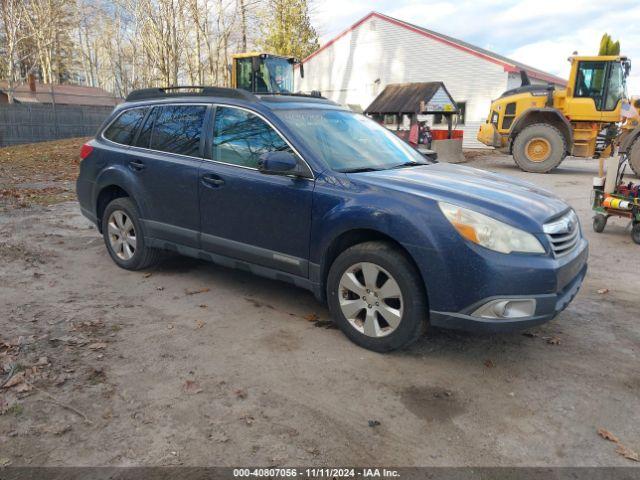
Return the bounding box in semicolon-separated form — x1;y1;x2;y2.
326;242;427;352
593;214;607;233
512;123;566;173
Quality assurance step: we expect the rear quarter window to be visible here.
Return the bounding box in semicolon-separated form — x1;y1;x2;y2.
103;108;147;145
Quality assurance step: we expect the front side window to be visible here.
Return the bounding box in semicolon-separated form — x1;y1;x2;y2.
103;108;147;145
149;105;207;156
604;62;625;110
575;61;607;109
212;106;292;168
276;109;429;172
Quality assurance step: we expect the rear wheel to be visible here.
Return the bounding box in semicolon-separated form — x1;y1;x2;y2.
628;136;640;177
326;241;427;352
101;197;162;270
632;223;640;245
512;123;566;173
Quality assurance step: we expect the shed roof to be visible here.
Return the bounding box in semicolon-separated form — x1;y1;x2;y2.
365;82;456;115
0;82;121;106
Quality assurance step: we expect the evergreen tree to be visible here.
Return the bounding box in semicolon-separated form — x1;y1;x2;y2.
260;0;319;59
598;33;620;55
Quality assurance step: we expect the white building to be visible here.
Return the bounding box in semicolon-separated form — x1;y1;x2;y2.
296;12;565;148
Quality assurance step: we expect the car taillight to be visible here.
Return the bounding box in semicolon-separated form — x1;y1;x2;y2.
80;143;94;160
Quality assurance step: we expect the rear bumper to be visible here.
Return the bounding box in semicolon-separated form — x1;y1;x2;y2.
429;263;587;333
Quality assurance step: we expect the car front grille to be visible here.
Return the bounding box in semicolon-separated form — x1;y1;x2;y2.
543;210;581;257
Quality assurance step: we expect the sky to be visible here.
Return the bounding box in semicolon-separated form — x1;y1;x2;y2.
310;0;640;94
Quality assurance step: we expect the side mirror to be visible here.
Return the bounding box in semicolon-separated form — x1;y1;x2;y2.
258;151;311;178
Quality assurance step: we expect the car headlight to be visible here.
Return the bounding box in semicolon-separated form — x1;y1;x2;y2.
438;202;545;254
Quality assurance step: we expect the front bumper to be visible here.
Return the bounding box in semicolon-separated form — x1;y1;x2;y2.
429;263;587;332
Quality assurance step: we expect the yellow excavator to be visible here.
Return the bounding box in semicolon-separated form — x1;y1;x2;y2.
477;55;640;175
230;52;304;94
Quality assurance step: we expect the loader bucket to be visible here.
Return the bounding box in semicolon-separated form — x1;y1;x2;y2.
431;138;465;163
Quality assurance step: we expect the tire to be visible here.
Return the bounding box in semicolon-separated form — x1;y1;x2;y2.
592;214;607;233
512;123;566;173
632;223;640;245
326;241;427;352
628;136;640;177
101;197;162;270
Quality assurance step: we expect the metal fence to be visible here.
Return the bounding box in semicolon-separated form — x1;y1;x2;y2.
0;103;115;147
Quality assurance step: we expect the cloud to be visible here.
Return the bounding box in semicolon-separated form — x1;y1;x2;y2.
310;0;640;91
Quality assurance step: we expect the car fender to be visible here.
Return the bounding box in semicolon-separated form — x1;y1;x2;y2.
93;164;149;219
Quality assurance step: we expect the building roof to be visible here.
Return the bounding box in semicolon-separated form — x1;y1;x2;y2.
301;12;566;86
0;82;122;106
365;82;457;115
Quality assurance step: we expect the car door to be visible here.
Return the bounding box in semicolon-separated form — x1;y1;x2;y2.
198;105;314;277
128;104;207;248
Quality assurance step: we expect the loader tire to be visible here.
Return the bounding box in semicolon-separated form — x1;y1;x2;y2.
512;123;566;173
628;136;640;177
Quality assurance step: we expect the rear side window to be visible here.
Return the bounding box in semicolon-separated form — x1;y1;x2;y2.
103;108;147;145
212;106;291;168
149;105;207;156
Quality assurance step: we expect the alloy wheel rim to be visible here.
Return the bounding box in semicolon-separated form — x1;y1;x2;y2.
338;262;403;338
525;138;551;162
107;210;137;260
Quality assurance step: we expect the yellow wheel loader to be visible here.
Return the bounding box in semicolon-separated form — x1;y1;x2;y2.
477;55;640;175
230;52;303;94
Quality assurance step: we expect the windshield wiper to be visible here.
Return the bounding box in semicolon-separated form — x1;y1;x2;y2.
340;167;382;173
390;161;429;169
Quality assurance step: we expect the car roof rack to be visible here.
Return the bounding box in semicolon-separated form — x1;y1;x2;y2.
125;86;258;102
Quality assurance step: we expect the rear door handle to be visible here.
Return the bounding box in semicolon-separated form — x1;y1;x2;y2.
201;173;225;187
128;160;145;171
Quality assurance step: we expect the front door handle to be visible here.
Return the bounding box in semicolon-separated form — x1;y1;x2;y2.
128;160;145;171
201;173;225;187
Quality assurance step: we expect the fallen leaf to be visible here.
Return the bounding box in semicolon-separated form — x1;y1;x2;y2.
484;359;495;368
157;286;165;291
522;332;538;338
2;371;25;389
0;457;11;467
13;382;32;393
234;389;247;399
195;320;206;329
304;313;319;322
616;444;640;462
242;414;255;425
167;324;174;330
87;342;107;350
143;272;152;278
199;304;208;308
597;288;610;294
182;380;202;394
598;428;620;443
185;287;210;295
546;336;561;345
368;420;381;427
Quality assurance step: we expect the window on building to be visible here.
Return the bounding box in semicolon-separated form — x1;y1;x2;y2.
212;106;292;168
104;108;148;145
149;105;207;156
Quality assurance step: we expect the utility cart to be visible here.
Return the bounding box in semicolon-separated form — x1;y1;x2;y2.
592;153;640;244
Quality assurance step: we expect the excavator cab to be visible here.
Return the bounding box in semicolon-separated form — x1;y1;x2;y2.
231;53;303;94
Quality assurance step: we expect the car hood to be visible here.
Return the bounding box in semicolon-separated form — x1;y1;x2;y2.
349;163;569;229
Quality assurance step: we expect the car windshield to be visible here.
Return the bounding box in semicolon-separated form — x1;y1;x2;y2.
275;109;430;172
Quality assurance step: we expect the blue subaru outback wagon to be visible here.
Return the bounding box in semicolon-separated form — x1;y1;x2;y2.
76;86;588;352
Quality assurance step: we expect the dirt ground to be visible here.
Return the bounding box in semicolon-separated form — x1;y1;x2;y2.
0;139;639;467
